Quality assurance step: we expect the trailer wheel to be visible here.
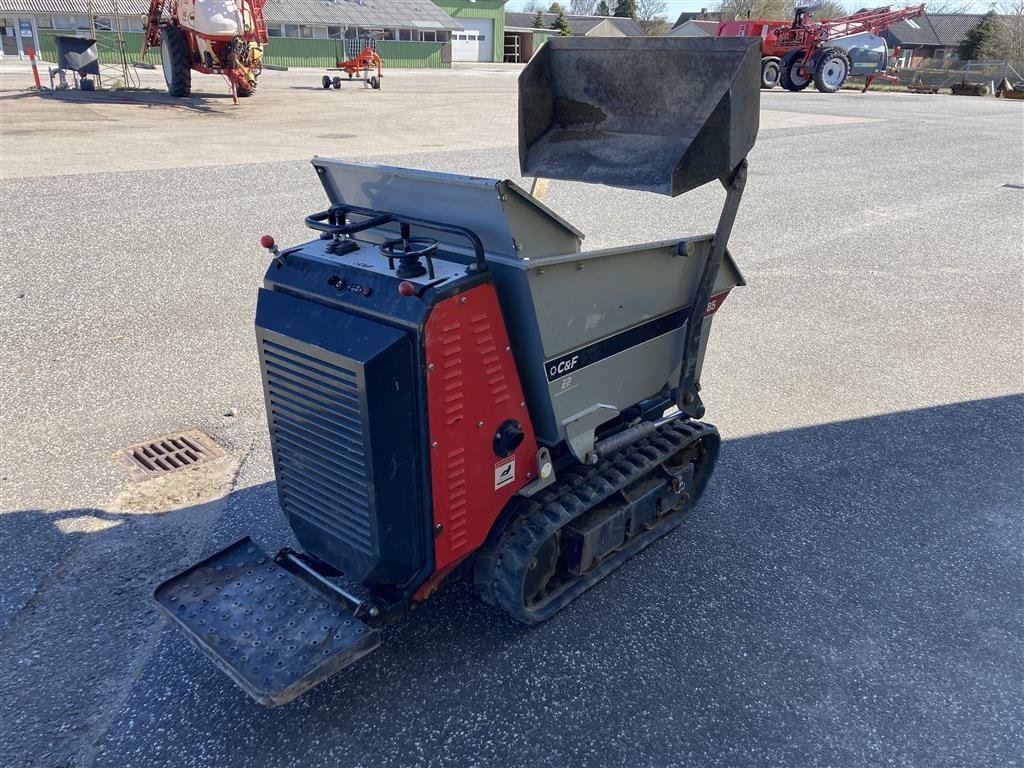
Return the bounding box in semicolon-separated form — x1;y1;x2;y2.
332;76;342;90
780;50;811;92
369;75;380;90
321;75;332;89
760;58;780;89
813;48;850;93
160;25;191;98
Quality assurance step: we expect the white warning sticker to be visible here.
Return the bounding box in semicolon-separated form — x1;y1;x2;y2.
494;457;516;490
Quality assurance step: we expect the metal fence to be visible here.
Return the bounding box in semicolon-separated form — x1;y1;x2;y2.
897;59;1024;88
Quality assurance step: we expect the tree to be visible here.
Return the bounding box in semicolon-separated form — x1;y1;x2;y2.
570;0;599;14
715;0;793;21
549;2;565;13
986;1;1024;63
635;0;668;33
614;0;637;18
553;8;574;34
522;0;542;11
813;0;847;19
533;10;546;27
595;0;611;14
958;11;999;60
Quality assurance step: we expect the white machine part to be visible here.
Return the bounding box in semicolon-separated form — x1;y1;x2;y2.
830;32;889;76
176;0;245;38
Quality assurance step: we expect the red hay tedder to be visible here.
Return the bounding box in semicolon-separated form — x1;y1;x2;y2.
320;36;384;91
142;0;269;102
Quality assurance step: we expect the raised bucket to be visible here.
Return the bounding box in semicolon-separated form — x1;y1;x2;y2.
519;37;761;196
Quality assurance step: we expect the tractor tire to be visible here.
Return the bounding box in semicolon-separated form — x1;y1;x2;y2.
160;25;191;98
321;74;332;89
369;75;380;90
813;48;851;93
760;58;780;89
780;50;811;92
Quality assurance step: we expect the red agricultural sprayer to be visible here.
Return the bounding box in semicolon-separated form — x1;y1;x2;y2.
142;0;269;101
717;3;926;92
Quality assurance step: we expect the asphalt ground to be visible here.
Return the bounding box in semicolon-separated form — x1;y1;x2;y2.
1;65;1022;767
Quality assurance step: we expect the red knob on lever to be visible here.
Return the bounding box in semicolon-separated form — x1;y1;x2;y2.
398;281;416;297
260;234;276;250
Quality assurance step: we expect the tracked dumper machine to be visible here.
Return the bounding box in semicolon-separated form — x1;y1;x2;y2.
155;37;761;706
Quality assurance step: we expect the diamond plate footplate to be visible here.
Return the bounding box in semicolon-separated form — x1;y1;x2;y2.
154;537;379;706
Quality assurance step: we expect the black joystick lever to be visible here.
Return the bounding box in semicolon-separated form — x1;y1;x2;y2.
379;223;438;279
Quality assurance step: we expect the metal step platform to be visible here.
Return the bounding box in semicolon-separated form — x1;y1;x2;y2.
154;537;380;707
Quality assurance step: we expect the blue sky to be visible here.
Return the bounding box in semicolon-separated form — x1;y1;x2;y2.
504;1;997;19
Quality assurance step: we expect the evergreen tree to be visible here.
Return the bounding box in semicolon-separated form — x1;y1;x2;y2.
549;2;564;13
554;9;573;35
613;0;636;18
958;11;998;61
595;0;611;14
533;11;546;27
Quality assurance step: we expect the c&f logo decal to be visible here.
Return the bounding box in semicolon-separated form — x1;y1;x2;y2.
547;354;579;381
543;307;692;383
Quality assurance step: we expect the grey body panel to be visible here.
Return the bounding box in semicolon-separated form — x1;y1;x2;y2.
312;159;582;260
490;237;743;455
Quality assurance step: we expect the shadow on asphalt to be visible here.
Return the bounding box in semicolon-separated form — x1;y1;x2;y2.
0;88;234;113
2;394;1021;767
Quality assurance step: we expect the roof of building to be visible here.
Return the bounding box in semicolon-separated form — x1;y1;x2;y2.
505;11;642;36
604;15;642;35
884;13;989;48
0;0;462;30
263;0;461;30
676;19;717;33
671;9;717;29
0;0;147;13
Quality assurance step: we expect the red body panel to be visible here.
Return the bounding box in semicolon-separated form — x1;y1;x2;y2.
424;284;538;574
716;20;790;58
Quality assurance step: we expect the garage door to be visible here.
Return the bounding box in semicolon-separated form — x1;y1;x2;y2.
451;18;493;62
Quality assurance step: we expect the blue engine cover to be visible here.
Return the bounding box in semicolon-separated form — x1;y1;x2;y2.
255;287;424;586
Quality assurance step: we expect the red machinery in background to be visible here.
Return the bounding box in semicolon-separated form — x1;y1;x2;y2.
321;35;383;91
717;4;926;92
716;19;792;88
142;0;269;101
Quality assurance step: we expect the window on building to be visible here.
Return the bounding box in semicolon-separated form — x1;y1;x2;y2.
125;18;144;32
94;17;112;31
52;15;75;29
399;29;411;40
284;23;300;37
36;16;54;29
328;25;342;39
267;24;281;37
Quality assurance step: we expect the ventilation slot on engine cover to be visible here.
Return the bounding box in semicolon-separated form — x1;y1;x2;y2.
115;429;224;481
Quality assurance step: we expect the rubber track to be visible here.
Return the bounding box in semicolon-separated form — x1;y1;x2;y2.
474;419;720;625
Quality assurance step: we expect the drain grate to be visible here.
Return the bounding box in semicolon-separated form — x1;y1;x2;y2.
115;429;225;481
